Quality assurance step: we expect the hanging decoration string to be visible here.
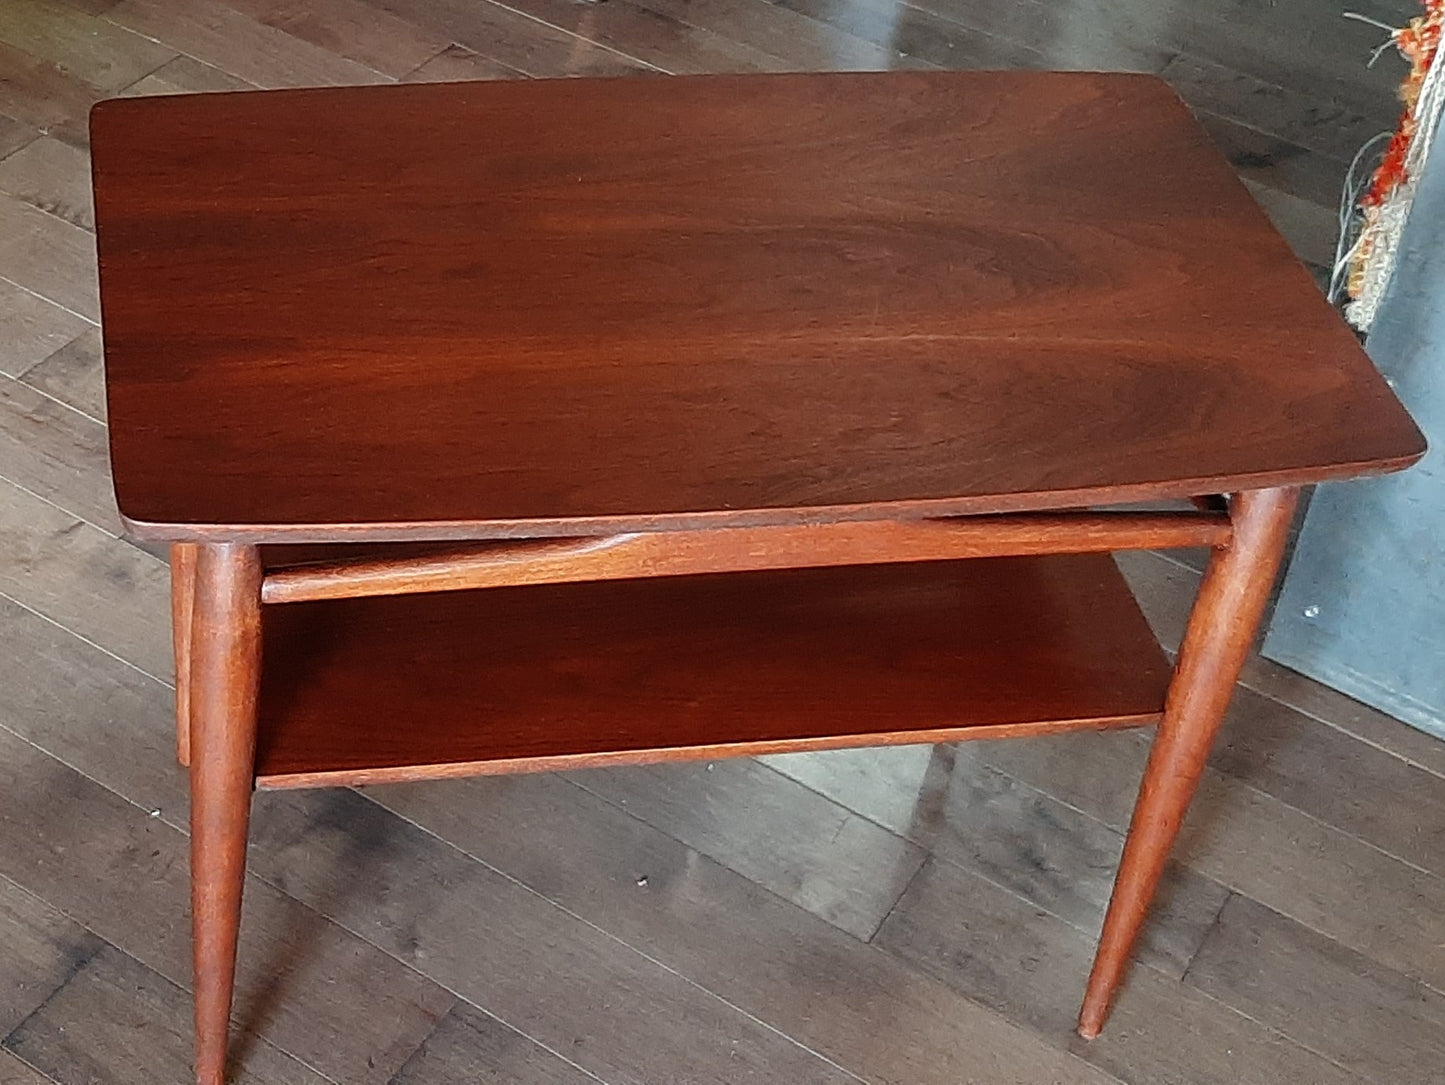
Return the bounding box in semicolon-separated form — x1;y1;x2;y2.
1337;1;1445;331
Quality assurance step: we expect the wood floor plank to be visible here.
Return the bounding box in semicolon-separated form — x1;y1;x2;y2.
0;42;103;147
901;0;1172;71
1114;557;1445;879
0;137;93;230
876;857;1361;1085
401;45;527;83
569;759;926;941
760;744;1229;978
0;602;464;1085
1196;111;1348;210
104;0;393;88
1185;894;1445;1084
0;595;182;809
120;53;257;95
1118;549;1445;780
370;772;1122;1085
0;877;104;1038
1161;52;1388;161
0;375;119;535
773;0;1041;71
370;0;654;77
17;328;104;421
968;728;1445;993
3;944;330;1085
1005;0;1404;120
0;195;97;320
499;45;652;79
634;0;905;71
0;0;175;94
389;1003;599;1085
0;479;173;680
0;281;91;380
482;0;788;73
1211;685;1445;877
0;1051;54;1085
0;115;36;161
47;0;128;13
0;726;452;1084
882;0;1401;100
247;787;861;1085
223;0;451;79
1190;0;1409;106
1246;653;1445;779
1240;178;1338;267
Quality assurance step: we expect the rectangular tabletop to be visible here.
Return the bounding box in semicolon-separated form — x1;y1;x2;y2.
89;71;1424;542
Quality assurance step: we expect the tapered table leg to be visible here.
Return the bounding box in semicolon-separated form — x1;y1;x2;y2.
189;543;263;1085
1077;486;1298;1038
172;543;199;766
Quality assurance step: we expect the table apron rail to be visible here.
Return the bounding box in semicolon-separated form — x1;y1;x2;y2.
259;509;1232;604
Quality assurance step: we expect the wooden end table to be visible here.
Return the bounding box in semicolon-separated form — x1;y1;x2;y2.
89;71;1424;1085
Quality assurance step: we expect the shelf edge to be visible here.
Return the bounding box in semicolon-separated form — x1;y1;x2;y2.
254;711;1162;791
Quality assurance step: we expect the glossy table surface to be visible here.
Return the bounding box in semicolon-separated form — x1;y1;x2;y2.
253;553;1174;787
90;70;1424;542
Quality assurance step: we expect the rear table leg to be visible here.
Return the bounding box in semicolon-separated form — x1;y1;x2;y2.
171;543;198;766
1077;486;1298;1038
188;543;263;1084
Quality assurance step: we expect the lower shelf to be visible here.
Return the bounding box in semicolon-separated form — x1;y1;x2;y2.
254;554;1173;789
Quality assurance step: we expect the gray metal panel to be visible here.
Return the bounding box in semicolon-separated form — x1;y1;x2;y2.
1263;146;1445;739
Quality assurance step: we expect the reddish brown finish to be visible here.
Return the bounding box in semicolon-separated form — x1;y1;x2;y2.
1077;486;1299;1038
187;544;262;1085
90;73;1423;543
95;71;1427;1076
259;511;1233;604
252;555;1173;788
171;542;197;766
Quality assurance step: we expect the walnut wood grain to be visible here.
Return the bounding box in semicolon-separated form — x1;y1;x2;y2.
91;67;1428;1076
187;544;262;1085
259;511;1233;603
250;554;1173;788
89;72;1423;543
1077;486;1299;1038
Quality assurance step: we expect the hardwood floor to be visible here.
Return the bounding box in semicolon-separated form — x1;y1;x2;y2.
1;0;1440;1080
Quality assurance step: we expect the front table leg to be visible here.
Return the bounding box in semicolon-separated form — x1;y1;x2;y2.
1077;486;1298;1037
188;543;263;1085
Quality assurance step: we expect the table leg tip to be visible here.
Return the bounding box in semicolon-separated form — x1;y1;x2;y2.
1076;1003;1107;1040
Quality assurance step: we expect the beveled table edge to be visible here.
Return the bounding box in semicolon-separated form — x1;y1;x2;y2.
119;450;1425;544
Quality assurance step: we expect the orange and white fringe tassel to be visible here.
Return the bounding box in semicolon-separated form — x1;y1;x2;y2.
1337;1;1445;331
